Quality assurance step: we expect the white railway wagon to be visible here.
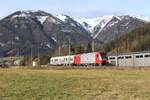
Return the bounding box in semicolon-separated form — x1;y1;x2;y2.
80;52;100;64
50;55;74;65
117;55;134;67
108;56;117;66
134;53;150;66
108;51;150;67
144;53;150;66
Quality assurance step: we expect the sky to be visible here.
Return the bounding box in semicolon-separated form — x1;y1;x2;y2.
0;0;150;18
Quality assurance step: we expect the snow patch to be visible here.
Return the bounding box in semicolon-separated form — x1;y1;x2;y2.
108;21;119;27
74;15;114;32
56;15;83;28
0;42;5;47
46;44;51;48
7;49;16;55
12;12;29;19
123;22;130;26
14;25;18;28
52;37;57;42
125;14;150;22
15;36;19;40
56;15;67;22
93;16;114;38
36;16;48;24
115;16;122;21
61;29;72;33
133;15;150;22
70;23;76;27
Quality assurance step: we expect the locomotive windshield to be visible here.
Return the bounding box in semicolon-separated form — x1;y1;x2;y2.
101;53;108;59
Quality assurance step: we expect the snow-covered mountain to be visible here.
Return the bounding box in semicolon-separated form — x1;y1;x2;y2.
92;15;145;42
56;15;116;33
56;14;86;30
0;10;149;56
127;15;150;22
0;11;92;56
57;14;146;42
73;15;115;32
74;15;150;32
56;14;148;38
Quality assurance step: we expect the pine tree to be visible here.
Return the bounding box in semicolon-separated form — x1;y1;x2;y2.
85;43;92;53
75;44;84;54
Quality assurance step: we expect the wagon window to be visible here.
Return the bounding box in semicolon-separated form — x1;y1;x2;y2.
55;59;58;61
109;57;115;60
140;55;143;58
118;56;124;59
145;55;150;58
125;56;132;59
136;55;143;58
118;57;121;59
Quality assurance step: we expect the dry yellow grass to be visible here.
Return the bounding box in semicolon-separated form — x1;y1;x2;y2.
0;68;150;100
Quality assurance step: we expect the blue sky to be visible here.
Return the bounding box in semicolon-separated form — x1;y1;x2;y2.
0;0;150;18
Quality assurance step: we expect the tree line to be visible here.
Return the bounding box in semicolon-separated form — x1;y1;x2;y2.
104;23;150;54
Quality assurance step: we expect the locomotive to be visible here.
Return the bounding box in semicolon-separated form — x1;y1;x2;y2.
50;52;108;66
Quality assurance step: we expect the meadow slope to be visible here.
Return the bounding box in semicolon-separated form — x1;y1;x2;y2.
0;68;150;100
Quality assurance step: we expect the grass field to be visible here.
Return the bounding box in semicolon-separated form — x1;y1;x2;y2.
1;68;150;100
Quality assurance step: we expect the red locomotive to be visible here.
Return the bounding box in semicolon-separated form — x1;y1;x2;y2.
50;52;108;66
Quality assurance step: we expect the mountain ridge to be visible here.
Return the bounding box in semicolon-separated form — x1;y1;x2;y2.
0;10;92;56
0;10;149;56
56;14;148;42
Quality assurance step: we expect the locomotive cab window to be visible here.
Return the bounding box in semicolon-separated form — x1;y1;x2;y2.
101;53;108;59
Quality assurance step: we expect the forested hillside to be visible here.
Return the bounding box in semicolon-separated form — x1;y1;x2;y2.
104;23;150;54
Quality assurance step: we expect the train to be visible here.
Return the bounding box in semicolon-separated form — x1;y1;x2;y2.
108;51;150;67
50;52;108;66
